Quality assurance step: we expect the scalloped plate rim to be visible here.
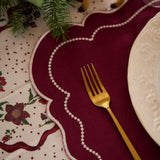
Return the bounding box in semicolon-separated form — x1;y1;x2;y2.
128;12;160;146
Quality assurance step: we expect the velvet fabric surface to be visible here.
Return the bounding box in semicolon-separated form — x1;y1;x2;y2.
31;0;160;159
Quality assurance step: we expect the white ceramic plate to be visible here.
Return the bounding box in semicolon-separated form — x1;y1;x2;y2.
128;12;160;146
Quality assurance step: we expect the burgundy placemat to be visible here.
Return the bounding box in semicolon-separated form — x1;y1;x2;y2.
30;0;160;159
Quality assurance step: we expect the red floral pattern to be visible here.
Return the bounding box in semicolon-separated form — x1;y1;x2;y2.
0;89;53;145
41;113;47;120
0;77;6;86
39;98;48;104
0;71;7;92
0;88;5;92
1;136;9;143
1;129;15;143
4;103;30;125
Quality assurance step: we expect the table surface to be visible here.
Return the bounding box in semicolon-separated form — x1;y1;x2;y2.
0;0;160;160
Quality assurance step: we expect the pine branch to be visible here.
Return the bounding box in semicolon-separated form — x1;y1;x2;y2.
0;0;18;16
42;0;74;41
0;0;75;41
7;7;26;34
7;1;40;35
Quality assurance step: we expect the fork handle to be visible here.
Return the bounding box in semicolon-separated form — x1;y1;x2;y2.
107;107;141;160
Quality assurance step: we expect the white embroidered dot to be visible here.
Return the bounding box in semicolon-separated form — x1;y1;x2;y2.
89;38;93;41
55;84;59;88
81;137;84;141
64;101;67;104
81;127;84;131
80;128;84;133
83;144;86;148
68;39;73;43
74;117;77;120
50;79;54;83
50;54;54;58
86;147;89;150
81;134;84;138
81;141;84;145
65;108;69;112
98;155;101;159
64;104;67;107
99;26;103;30
49;74;52;78
53;49;57;53
48;69;51;73
58;44;63;47
61;42;65;46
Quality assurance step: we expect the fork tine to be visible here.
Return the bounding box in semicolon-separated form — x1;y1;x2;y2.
90;63;106;92
81;67;94;98
81;64;141;160
83;66;97;96
87;64;101;94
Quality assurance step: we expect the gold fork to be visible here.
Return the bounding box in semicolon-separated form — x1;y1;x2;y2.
81;63;141;160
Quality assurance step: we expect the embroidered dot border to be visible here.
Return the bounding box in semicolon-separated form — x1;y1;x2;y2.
48;1;160;159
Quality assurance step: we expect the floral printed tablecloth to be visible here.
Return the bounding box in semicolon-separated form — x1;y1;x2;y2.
0;1;126;159
0;18;68;160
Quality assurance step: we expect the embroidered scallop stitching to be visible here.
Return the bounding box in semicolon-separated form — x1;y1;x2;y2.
48;38;102;160
48;1;160;159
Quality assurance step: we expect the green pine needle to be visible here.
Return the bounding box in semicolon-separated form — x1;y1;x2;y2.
42;0;74;41
0;0;18;16
7;8;26;34
0;0;75;41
